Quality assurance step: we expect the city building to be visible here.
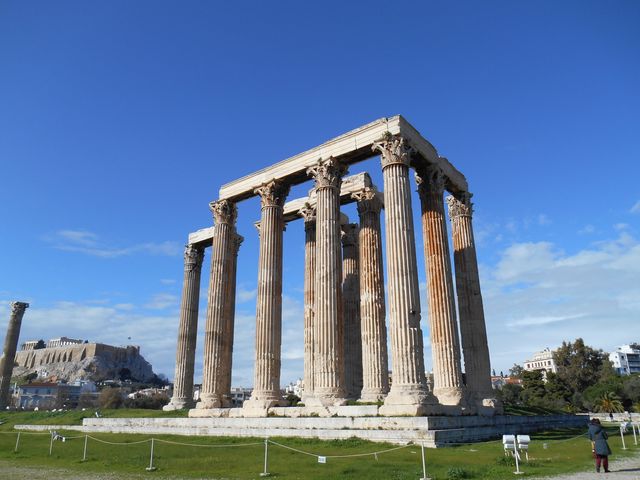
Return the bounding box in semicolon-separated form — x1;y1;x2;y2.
609;344;640;375
523;348;557;378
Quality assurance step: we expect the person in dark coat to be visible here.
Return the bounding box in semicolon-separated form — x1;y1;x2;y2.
588;418;612;473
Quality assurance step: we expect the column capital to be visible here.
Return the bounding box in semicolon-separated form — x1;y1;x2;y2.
307;157;347;190
415;164;446;197
372;133;414;170
299;202;317;227
446;192;474;218
232;233;244;256
10;302;29;315
341;223;359;247
352;187;383;216
184;244;205;271
209;199;237;226
254;179;290;209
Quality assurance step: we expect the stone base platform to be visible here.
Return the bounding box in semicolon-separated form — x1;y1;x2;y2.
15;413;587;448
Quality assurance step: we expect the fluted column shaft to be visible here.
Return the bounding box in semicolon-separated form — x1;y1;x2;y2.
0;302;29;409
353;188;389;402
447;193;497;410
198;200;238;409
416;165;465;406
342;223;362;399
222;233;243;403
245;180;290;410
374;135;432;415
165;245;204;410
300;204;316;403
306;158;347;405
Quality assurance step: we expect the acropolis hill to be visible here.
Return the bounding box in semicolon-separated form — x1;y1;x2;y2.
12;336;154;383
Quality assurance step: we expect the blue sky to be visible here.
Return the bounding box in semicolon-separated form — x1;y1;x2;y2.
1;1;639;385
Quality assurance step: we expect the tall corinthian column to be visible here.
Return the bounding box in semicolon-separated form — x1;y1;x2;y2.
0;302;29;409
447;193;501;414
165;245;205;410
352;188;389;402
416;164;465;407
244;179;290;412
300;203;317;404
221;233;243;404
341;223;362;399
197;200;238;409
306;157;348;406
373;134;434;416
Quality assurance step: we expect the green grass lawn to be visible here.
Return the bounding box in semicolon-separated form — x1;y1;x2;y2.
0;411;638;479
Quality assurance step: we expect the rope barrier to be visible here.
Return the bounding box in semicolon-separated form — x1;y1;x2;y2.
154;438;262;448
86;435;151;445
266;439;411;459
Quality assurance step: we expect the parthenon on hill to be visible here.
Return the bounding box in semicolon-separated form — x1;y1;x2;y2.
165;115;501;417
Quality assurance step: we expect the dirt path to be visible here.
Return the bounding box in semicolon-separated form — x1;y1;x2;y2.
530;451;640;480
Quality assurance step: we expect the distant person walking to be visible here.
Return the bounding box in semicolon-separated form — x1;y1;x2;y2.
588;418;612;473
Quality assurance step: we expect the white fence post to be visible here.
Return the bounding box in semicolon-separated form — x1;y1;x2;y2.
146;438;157;471
14;432;21;453
260;437;270;477
49;432;54;456
620;426;627;450
82;435;88;462
420;442;428;480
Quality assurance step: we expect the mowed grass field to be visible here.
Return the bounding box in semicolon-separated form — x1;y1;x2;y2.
0;410;638;479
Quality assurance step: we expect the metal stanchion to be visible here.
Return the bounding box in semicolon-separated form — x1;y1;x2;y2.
632;423;638;446
146;438;157;471
514;449;523;475
14;432;21;453
82;435;88;462
49;432;54;456
260;437;270;477
620;425;627;450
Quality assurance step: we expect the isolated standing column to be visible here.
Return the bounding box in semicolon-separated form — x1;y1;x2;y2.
373;134;433;416
447;193;500;412
165;245;205;410
352;187;389;402
197;200;238;409
300;203;317;404
416;164;465;407
0;301;29;409
306;157;348;406
341;222;362;399
244;179;290;411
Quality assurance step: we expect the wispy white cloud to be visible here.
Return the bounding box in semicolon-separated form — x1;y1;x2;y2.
237;287;257;303
578;224;596;235
537;214;551;226
631;201;640;214
144;293;179;310
484;231;640;372
45;229;181;258
160;279;176;285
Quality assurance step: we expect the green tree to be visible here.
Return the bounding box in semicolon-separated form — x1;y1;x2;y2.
520;370;546;406
34;339;46;349
99;387;124;409
509;364;524;378
593;392;624;413
499;383;523;406
622;375;640;404
553;338;608;395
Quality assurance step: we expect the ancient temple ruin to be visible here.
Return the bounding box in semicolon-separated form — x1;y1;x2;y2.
165;115;500;417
